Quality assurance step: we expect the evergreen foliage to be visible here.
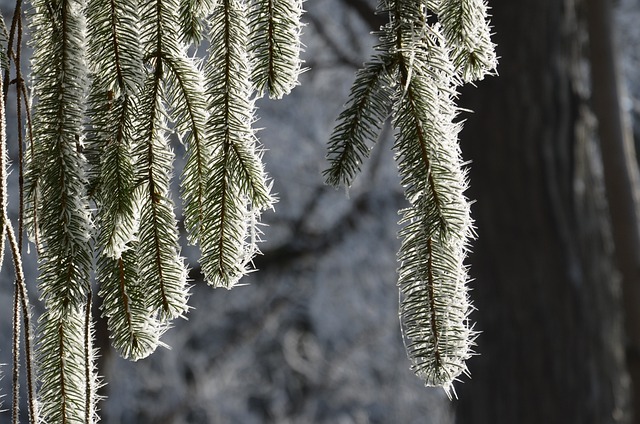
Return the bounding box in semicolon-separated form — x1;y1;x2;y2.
26;0;100;419
249;0;305;98
325;0;496;394
202;0;274;288
3;0;495;421
97;247;163;360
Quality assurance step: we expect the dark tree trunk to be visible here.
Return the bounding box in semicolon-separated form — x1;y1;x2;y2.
455;0;630;422
585;0;640;420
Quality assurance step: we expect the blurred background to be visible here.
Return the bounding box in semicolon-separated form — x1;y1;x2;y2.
3;0;640;422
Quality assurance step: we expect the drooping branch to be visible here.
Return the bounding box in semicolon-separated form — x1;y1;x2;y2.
324;0;495;393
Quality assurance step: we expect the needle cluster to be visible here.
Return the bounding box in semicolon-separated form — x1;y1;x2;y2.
19;0;304;421
325;0;496;394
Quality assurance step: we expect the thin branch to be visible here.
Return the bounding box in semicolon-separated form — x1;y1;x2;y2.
2;6;36;417
7;209;37;422
3;0;22;98
15;10;23;252
11;276;20;424
84;291;93;424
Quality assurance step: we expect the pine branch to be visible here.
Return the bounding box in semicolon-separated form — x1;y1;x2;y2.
37;308;98;423
324;3;400;187
28;1;100;419
140;0;184;54
85;0;142;95
163;53;210;245
135;71;190;321
98;247;163;360
86;88;140;258
201;0;274;288
200;148;256;288
30;0;93;313
86;0;144;258
179;0;216;45
206;0;272;210
324;57;396;188
91;98;139;258
249;0;305;99
325;0;484;394
438;0;497;82
391;9;475;393
398;207;474;395
130;0;198;321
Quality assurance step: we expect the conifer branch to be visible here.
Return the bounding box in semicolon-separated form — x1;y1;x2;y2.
28;0;97;420
98;247;163;360
201;0;274;288
29;0;93;312
37;308;95;423
179;0;216;45
135;70;189;321
134;0;192;321
163;53;211;245
249;0;305;99
391;5;475;393
324;57;396;188
207;0;273;208
200;145;252;288
394;68;474;391
90;96;139;258
438;0;497;82
326;0;489;393
86;0;144;258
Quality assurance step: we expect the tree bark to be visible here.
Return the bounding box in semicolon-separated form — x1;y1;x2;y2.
585;0;640;421
455;0;630;422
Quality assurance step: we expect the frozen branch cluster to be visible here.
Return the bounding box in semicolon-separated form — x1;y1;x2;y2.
19;0;302;421
1;0;496;420
325;0;496;394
